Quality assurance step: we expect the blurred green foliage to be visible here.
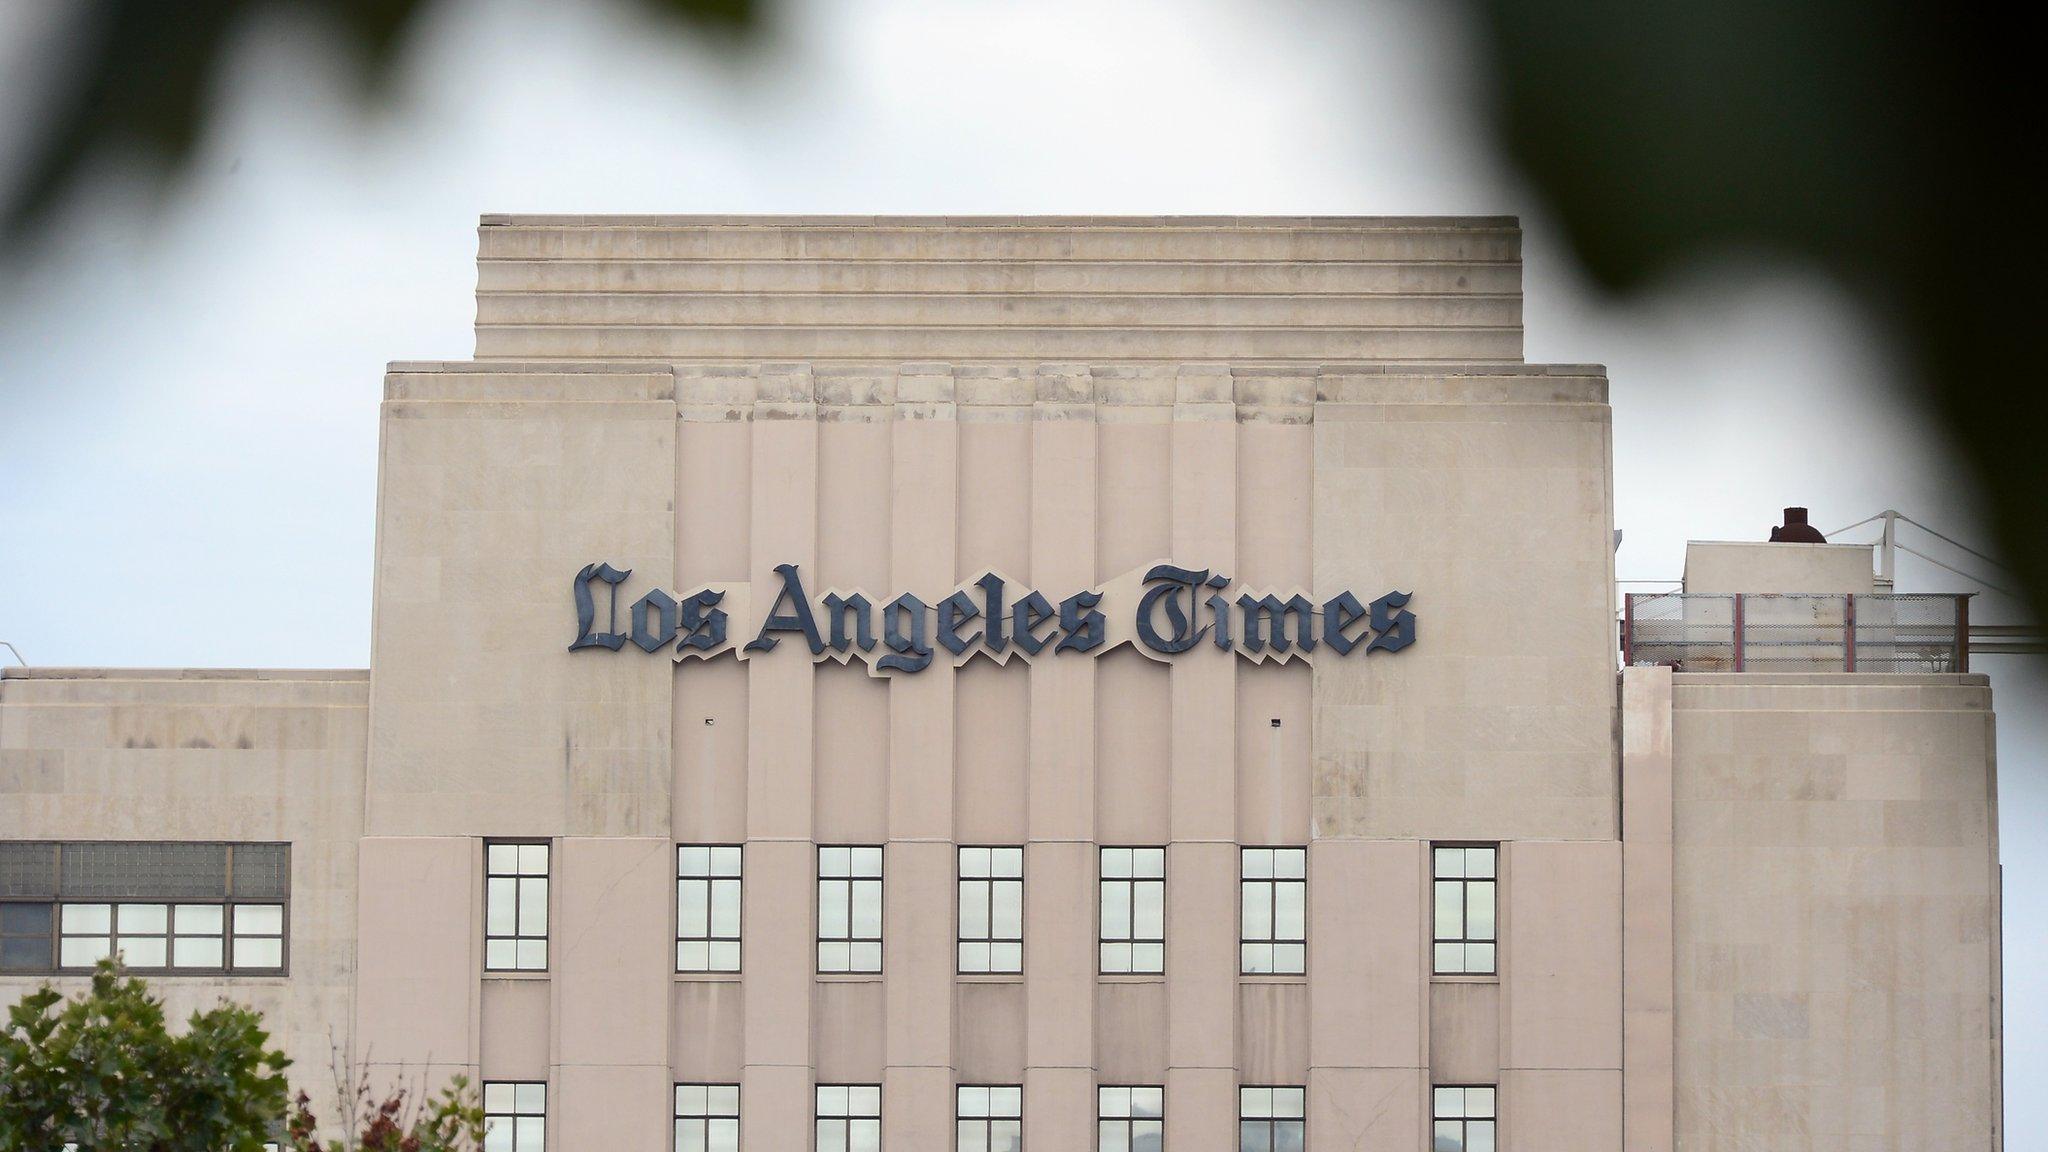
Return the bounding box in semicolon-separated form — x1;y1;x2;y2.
4;0;2036;632
0;0;760;237
1468;0;2044;628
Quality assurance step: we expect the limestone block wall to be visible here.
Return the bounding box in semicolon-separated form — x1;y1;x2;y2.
471;215;1525;364
0;668;369;1123
359;352;1621;1149
1668;673;2001;1151
1310;367;1618;842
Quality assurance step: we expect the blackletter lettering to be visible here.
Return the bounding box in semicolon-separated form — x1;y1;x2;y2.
569;562;631;651
881;593;933;672
677;589;728;652
1238;593;1318;654
1011;591;1057;655
937;590;982;656
630;589;679;653
1366;590;1416;653
745;563;825;653
822;592;876;653
1136;564;1211;654
976;573;1009;653
1056;590;1106;653
1320;591;1370;655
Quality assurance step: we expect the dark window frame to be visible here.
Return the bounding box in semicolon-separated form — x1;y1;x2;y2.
816;845;884;975
814;1082;882;1152
482;1080;547;1152
0;841;290;977
1431;842;1499;977
673;1081;740;1152
1096;1083;1164;1151
1239;845;1307;976
956;845;1024;975
954;1084;1022;1152
1430;1083;1497;1152
1237;1084;1306;1151
676;844;744;974
484;839;552;973
1098;846;1166;975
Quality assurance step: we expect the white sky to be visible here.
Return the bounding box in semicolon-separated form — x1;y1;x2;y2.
1;0;2037;1130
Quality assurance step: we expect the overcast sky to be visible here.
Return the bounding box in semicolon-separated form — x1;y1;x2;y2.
1;0;2037;1129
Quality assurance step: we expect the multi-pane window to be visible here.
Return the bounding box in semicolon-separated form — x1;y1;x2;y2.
815;1084;881;1152
1432;844;1497;976
483;1081;546;1152
1431;1085;1496;1152
1097;1086;1163;1152
233;903;285;969
674;1083;739;1152
0;841;288;975
955;1085;1021;1152
1099;847;1164;975
817;846;883;974
677;846;742;973
958;846;1023;974
1237;1086;1304;1152
1239;847;1306;975
0;902;53;971
485;841;550;971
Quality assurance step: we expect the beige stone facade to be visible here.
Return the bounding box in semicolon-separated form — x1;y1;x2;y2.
0;217;2001;1150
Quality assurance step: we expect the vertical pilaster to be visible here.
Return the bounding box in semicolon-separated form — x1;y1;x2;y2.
1167;365;1240;1149
1622;666;1675;1152
1306;839;1426;1150
550;837;673;1148
885;365;960;1146
1024;365;1099;1149
354;837;481;1097
742;364;819;1152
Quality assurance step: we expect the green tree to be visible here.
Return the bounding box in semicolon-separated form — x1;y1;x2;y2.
0;960;291;1151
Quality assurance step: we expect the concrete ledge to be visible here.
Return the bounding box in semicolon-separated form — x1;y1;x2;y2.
0;667;369;681
478;213;1523;230
1673;672;1990;687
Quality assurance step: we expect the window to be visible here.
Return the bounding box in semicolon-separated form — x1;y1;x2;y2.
0;901;53;971
1432;845;1497;976
1239;847;1305;975
1431;1085;1495;1152
677;846;741;973
1097;1086;1163;1152
484;1081;546;1152
817;846;883;974
956;1085;1021;1152
169;903;223;968
0;841;288;975
1099;847;1164;974
815;1084;880;1152
234;903;285;969
486;841;550;971
674;1083;739;1152
1237;1086;1303;1152
958;847;1023;974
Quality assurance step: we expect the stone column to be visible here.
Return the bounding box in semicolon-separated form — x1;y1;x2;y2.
884;365;960;1147
1621;666;1675;1152
550;837;673;1148
1024;365;1099;1150
1166;365;1240;1150
741;365;819;1152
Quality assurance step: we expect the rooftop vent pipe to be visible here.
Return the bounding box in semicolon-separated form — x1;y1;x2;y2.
1768;507;1828;543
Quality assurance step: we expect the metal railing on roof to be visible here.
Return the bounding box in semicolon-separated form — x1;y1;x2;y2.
1621;592;1971;673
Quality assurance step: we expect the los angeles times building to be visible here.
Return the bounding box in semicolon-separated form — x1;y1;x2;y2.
0;218;2002;1151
